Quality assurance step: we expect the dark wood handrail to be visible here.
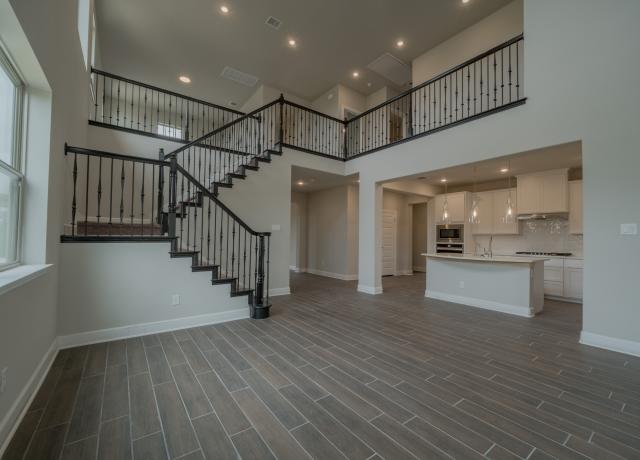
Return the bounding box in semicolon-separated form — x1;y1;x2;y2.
346;34;524;123
91;67;245;116
64;144;269;237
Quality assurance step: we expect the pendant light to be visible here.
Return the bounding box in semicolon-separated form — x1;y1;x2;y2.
469;166;480;224
442;180;450;225
504;160;515;224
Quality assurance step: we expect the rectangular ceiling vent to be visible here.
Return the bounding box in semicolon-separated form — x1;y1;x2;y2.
367;53;411;87
220;66;259;87
265;16;282;30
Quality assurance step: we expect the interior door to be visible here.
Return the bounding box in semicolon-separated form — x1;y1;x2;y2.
382;210;397;276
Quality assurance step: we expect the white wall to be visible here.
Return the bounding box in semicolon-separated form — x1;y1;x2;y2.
304;184;358;280
0;0;91;449
312;84;367;119
412;0;523;85
346;0;640;355
58;242;248;341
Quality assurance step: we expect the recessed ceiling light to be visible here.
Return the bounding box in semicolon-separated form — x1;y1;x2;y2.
288;38;297;47
440;178;447;183
396;39;405;48
178;75;191;84
462;0;470;4
500;168;509;173
220;5;230;14
352;71;360;78
296;181;304;186
367;82;372;87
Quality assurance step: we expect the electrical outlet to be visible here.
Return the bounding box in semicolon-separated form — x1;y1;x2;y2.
1;367;7;394
620;223;638;235
171;294;181;306
459;281;465;289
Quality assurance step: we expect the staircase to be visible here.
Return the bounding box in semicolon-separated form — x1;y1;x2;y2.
65;35;526;319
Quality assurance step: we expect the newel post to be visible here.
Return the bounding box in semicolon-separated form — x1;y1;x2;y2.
251;234;271;319
168;152;178;251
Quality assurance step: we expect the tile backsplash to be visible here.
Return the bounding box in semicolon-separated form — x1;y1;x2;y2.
473;218;583;256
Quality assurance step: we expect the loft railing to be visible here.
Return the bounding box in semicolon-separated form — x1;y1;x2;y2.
62;144;271;318
89;68;245;142
344;34;525;158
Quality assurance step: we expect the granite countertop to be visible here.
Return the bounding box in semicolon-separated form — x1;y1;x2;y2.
423;253;548;264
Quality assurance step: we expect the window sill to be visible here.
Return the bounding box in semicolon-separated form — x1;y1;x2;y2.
0;264;53;297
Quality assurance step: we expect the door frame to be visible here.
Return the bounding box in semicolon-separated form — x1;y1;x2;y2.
381;209;397;276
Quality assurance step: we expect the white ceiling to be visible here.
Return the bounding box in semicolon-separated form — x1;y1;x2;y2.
95;0;512;110
394;141;583;188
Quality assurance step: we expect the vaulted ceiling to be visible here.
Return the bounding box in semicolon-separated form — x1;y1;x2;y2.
95;0;512;110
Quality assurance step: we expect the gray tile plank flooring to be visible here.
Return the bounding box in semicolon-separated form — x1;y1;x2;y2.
7;273;640;459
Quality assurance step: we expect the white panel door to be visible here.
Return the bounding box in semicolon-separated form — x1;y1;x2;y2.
382;210;397;276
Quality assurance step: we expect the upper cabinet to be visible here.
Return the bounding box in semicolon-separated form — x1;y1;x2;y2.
471;188;519;235
516;169;569;214
569;180;583;234
434;192;469;224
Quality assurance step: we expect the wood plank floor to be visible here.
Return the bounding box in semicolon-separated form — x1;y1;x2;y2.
4;272;640;460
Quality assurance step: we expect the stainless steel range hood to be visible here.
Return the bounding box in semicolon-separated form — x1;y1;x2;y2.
517;213;568;221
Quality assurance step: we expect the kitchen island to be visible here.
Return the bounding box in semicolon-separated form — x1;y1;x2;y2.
423;253;546;317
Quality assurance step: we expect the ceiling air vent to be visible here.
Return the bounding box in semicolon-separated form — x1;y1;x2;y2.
220;66;259;87
367;53;411;87
265;16;282;30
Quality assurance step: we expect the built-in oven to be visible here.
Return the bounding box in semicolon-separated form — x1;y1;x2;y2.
436;224;464;244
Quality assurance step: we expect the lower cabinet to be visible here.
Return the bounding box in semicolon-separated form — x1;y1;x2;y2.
563;259;584;300
542;258;583;301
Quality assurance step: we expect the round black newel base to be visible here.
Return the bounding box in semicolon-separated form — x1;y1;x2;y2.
251;303;271;319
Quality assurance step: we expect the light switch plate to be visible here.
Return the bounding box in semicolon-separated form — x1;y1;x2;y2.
620;223;638;235
271;224;281;231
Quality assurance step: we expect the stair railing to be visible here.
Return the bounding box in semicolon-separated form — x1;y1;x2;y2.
63;144;271;318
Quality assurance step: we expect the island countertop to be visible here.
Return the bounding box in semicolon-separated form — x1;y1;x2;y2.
422;253;548;264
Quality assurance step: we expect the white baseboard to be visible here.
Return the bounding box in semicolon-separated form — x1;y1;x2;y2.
357;284;383;295
305;268;358;281
425;290;533;318
396;270;414;276
58;308;249;349
0;339;58;456
580;331;640;358
269;287;291;297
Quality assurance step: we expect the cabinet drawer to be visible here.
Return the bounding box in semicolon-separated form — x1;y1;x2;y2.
544;281;564;297
544;266;563;282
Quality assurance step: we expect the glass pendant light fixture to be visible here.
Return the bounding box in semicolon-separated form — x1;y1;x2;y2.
504;160;515;224
442;180;450;225
469;166;480;224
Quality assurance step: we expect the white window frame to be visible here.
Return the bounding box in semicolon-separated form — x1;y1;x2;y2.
0;44;25;272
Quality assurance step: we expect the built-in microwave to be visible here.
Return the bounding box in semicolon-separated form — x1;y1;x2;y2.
436;224;464;244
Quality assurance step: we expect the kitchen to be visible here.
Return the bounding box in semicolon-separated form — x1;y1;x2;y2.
419;142;583;317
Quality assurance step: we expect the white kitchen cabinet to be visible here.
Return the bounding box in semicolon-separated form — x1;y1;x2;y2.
563;259;583;300
492;189;519;234
471;191;494;234
471;189;519;235
435;192;468;224
569;180;583;234
517;169;569;214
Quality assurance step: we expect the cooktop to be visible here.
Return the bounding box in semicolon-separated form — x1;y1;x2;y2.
515;251;573;256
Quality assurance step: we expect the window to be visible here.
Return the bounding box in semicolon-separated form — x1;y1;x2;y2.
0;47;24;270
157;123;183;139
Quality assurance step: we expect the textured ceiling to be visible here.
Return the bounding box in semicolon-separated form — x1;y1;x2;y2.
95;0;513;110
